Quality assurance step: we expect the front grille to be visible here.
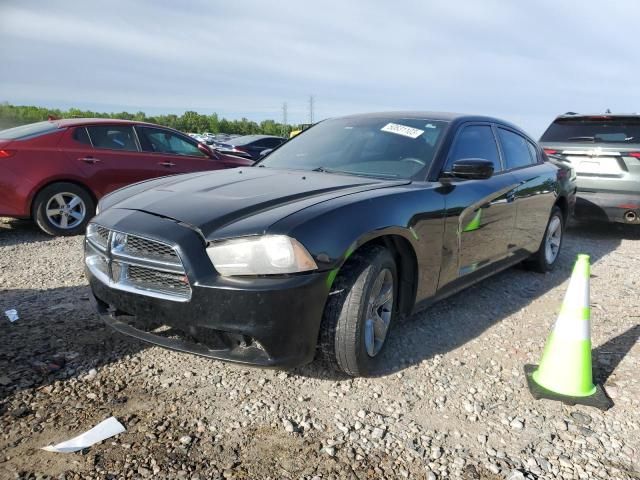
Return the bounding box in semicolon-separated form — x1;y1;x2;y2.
127;265;191;297
91;225;110;250
85;224;191;301
123;236;178;263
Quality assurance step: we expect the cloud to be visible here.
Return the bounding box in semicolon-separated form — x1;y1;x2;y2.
1;0;639;136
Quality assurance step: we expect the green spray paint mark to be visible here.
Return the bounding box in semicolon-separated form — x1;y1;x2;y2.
326;245;356;289
326;267;340;289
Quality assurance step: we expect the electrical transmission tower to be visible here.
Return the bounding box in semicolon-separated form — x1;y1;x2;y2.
282;102;288;137
309;95;314;124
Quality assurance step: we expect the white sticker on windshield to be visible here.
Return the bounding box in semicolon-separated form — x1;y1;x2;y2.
381;123;424;139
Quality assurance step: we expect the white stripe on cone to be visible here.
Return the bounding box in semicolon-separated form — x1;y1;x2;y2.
551;264;590;341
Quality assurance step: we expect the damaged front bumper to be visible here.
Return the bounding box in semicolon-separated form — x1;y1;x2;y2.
86;208;331;368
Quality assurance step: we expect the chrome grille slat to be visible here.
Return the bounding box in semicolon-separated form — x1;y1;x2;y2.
111;251;185;273
85;224;191;302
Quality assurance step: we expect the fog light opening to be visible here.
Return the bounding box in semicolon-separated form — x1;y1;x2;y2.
624;210;637;223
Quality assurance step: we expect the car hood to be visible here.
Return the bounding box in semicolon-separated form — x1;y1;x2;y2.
109;167;410;238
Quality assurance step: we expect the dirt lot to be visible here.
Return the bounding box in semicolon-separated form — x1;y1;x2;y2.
1;217;639;480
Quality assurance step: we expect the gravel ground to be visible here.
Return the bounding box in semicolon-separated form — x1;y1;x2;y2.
1;217;639;480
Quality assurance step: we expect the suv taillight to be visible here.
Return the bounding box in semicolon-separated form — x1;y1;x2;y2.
628;152;640;158
0;149;15;158
543;149;558;155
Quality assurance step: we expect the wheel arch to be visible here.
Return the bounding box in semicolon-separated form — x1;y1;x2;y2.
335;230;419;318
554;195;569;223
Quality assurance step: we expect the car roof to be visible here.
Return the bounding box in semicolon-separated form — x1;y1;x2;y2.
51;118;163;128
231;134;284;143
554;113;640;119
331;111;527;134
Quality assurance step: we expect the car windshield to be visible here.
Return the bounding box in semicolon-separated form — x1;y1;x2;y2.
0;121;60;140
258;116;448;179
540;117;640;144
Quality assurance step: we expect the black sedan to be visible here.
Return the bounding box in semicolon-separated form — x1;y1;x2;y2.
85;112;575;376
214;134;286;160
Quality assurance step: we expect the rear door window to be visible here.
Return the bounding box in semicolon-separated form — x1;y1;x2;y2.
136;126;207;157
540;117;640;144
86;125;138;151
497;128;535;170
446;125;501;172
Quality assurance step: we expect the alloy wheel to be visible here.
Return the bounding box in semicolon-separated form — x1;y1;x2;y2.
45;192;86;229
545;215;562;264
364;268;394;357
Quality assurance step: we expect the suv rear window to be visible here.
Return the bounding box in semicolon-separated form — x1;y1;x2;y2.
540;117;640;144
0;121;60;140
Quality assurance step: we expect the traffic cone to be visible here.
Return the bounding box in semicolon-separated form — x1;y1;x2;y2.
524;254;613;410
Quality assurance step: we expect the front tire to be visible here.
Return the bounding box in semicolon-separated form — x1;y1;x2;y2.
33;182;95;236
525;205;564;273
318;245;397;376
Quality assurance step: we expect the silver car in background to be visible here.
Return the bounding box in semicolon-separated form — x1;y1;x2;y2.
540;113;640;224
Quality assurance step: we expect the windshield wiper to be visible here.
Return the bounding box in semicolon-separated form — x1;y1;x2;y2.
567;136;595;142
311;166;399;179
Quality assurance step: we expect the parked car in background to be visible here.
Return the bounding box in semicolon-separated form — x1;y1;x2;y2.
289;123;313;138
540;113;640;224
86;112;574;376
0;119;254;236
214;134;286;160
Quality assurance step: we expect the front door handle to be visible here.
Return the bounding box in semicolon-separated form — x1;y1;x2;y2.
78;157;101;164
158;161;176;167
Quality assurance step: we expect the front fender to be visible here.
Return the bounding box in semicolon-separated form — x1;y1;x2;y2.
268;185;446;302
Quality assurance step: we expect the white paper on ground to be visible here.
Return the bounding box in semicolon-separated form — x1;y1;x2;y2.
5;309;19;322
42;417;125;453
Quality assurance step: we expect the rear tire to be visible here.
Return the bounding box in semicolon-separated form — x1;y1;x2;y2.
33;182;95;236
318;245;397;377
524;205;564;273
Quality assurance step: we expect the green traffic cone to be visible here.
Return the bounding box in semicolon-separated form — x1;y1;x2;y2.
524;254;613;410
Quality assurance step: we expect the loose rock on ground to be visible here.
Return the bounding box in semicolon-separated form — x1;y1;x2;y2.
1;218;639;479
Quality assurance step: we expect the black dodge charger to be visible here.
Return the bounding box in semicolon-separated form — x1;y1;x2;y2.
85;112;575;376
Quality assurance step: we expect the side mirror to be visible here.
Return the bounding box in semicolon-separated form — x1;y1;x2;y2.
449;159;494;180
198;143;215;158
259;148;273;158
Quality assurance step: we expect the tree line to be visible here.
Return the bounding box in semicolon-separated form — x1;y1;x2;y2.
0;102;300;136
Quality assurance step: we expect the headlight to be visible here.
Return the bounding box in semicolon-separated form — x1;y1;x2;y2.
206;235;317;276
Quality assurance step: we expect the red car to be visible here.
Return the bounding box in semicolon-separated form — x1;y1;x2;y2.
0;119;254;235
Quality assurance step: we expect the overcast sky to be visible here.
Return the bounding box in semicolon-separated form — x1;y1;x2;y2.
1;0;638;137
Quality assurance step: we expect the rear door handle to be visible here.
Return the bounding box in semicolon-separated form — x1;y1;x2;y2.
78;157;101;164
158;161;176;167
